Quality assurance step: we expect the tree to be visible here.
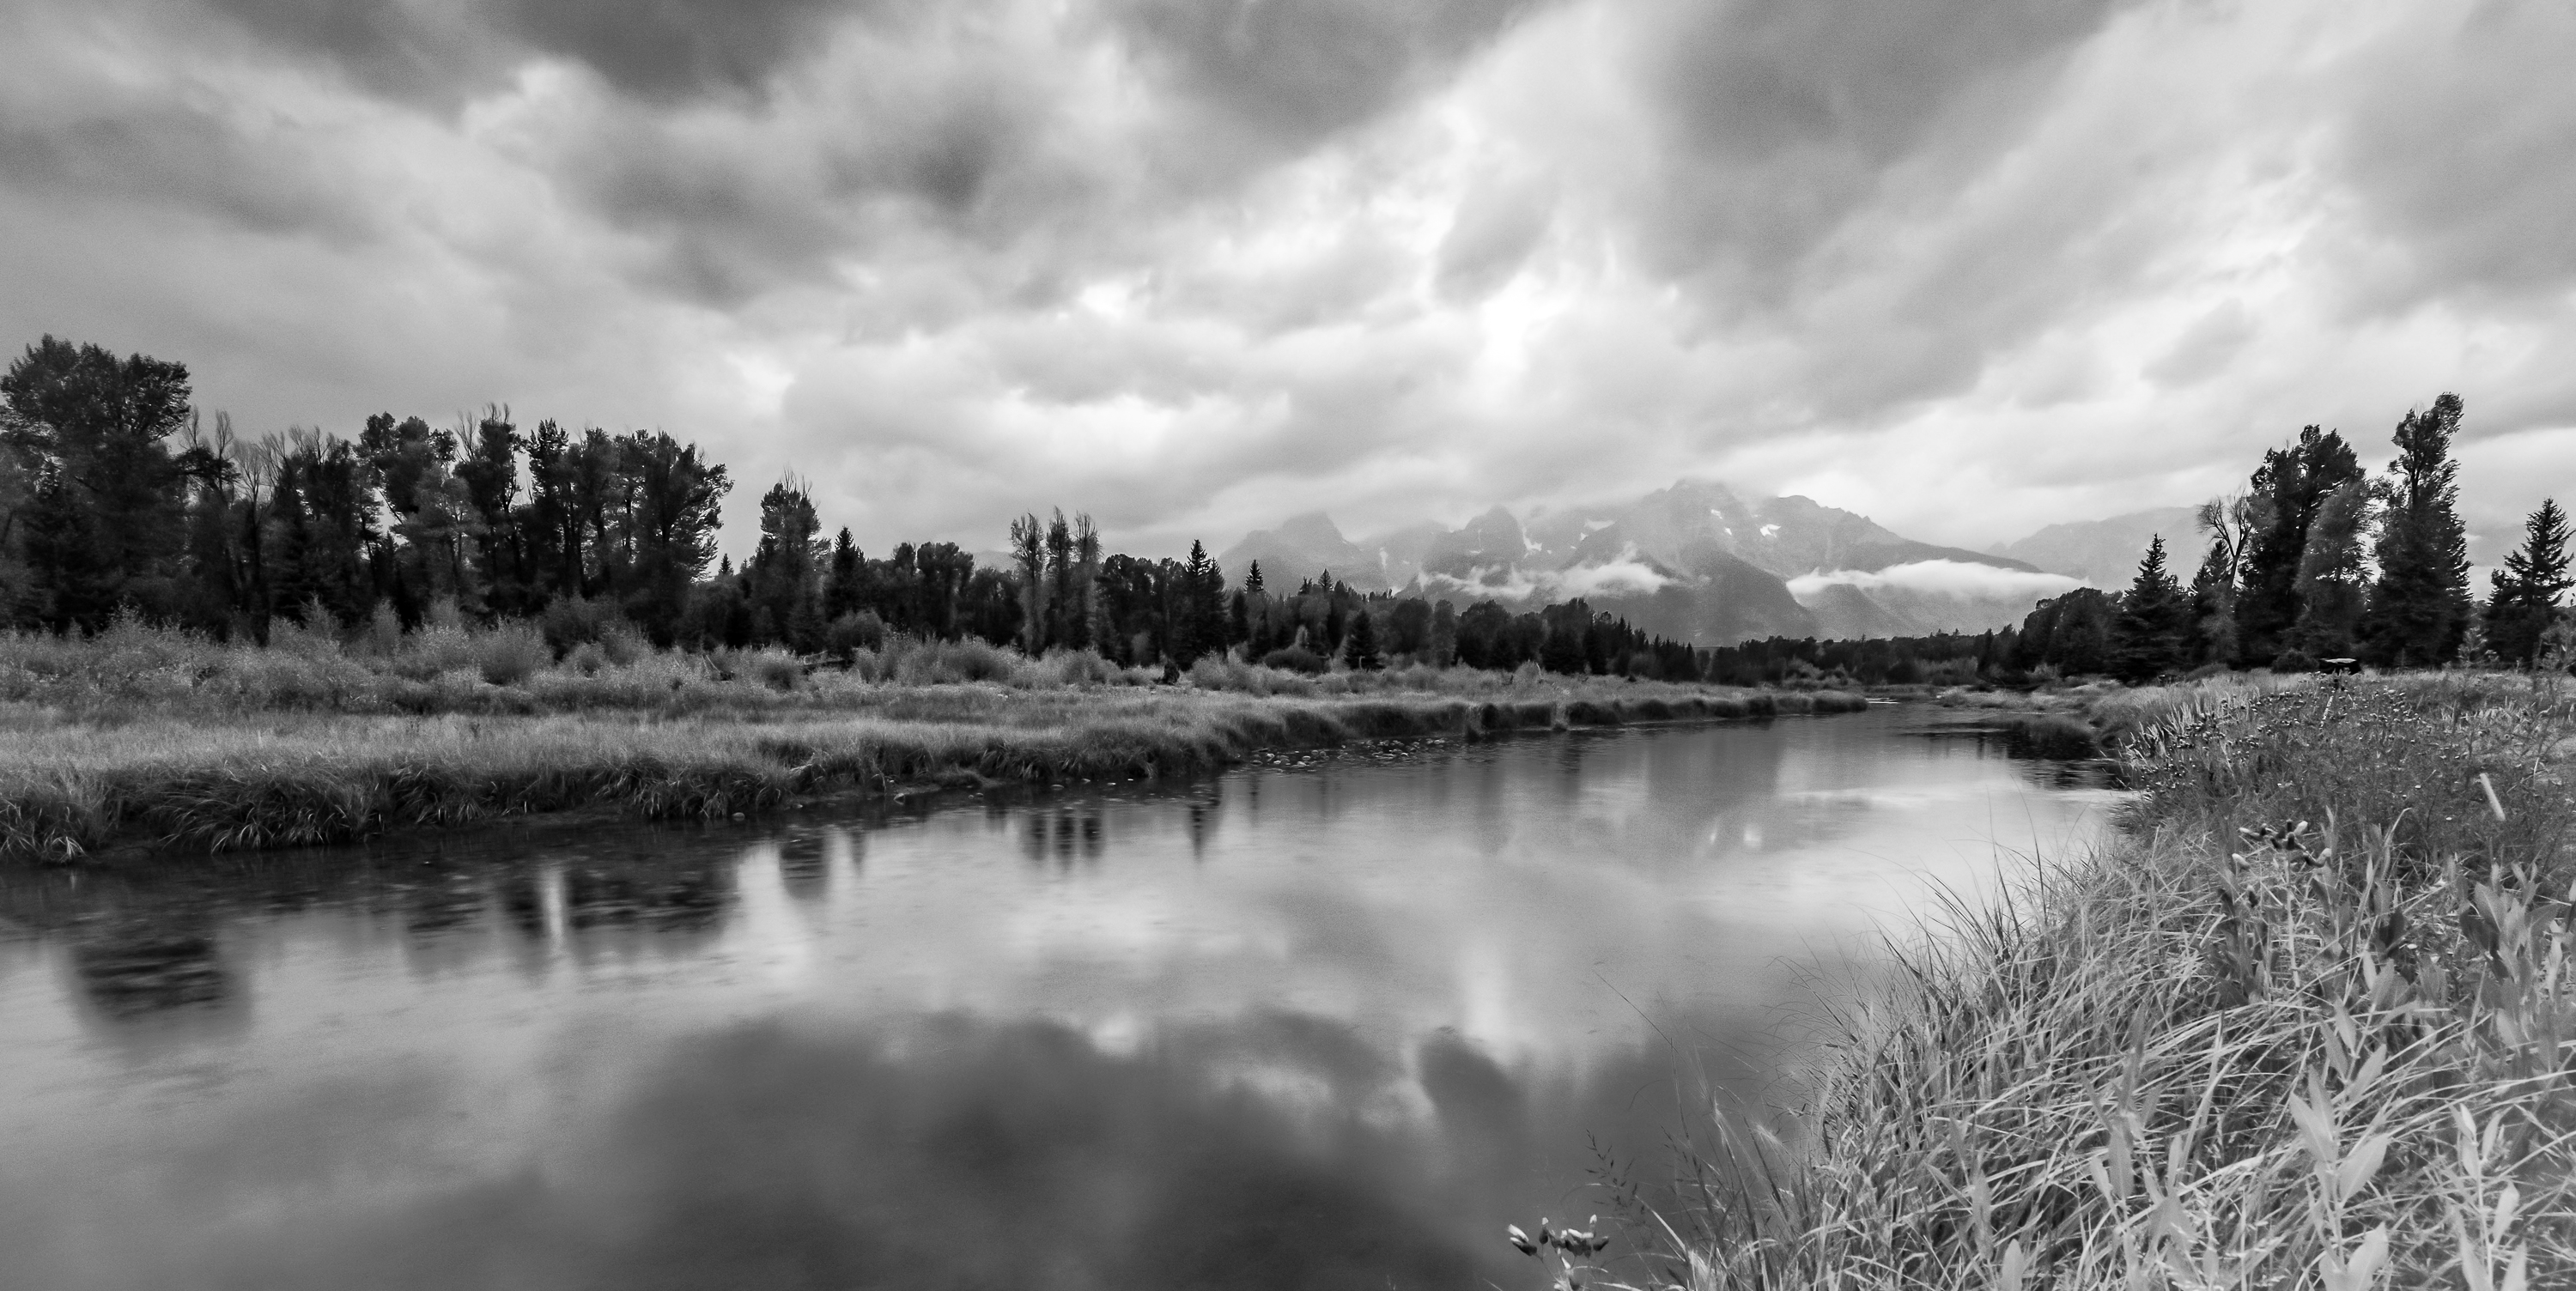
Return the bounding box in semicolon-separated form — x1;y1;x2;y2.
1009;512;1045;653
2360;393;2473;666
1428;599;1458;668
2111;536;2190;681
622;432;729;641
2292;479;2372;661
2483;499;2572;667
2237;426;2363;664
749;476;823;647
1342;600;1382;670
1;336;194;626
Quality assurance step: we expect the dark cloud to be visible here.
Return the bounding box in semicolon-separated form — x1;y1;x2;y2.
2333;3;2576;306
495;0;859;102
1107;0;1547;156
0;106;374;242
1630;0;2130;290
200;0;867;105
196;0;498;102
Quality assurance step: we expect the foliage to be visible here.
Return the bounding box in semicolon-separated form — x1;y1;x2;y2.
2361;394;2474;667
1642;676;2576;1290
2111;536;2190;682
2483;499;2570;668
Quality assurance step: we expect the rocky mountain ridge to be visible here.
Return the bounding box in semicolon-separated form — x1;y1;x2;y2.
1218;481;2096;646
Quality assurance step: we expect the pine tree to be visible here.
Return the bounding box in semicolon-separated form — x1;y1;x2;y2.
2111;536;2190;682
2360;393;2472;666
1343;603;1381;670
2483;499;2572;667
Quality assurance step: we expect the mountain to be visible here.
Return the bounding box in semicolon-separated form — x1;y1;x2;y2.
1992;506;2204;588
1218;512;1388;591
1223;481;2085;646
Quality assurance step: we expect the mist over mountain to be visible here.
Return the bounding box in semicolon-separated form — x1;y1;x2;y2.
1219;482;2084;646
1991;507;2206;588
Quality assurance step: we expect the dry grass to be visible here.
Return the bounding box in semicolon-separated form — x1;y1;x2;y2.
0;622;1865;862
1615;674;2576;1291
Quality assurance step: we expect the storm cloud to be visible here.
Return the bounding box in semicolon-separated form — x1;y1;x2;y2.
3;0;2573;561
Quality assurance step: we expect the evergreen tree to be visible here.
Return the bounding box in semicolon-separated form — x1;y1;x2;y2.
2236;426;2363;664
823;528;865;621
1342;601;1382;670
2483;499;2572;667
2111;536;2190;681
2360;393;2472;666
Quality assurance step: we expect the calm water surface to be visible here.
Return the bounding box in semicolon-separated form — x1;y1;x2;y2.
0;706;2118;1290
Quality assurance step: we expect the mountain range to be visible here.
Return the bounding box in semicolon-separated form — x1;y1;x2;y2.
1987;506;2205;588
1218;482;2190;646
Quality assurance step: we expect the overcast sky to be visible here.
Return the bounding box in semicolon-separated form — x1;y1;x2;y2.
4;0;2573;562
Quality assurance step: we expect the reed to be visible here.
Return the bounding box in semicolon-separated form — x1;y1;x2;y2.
1628;674;2576;1291
0;639;1865;860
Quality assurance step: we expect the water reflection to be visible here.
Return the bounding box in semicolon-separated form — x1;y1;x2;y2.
0;707;2118;1290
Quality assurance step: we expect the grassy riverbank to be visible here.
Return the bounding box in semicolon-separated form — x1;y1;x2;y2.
0;622;1863;863
1648;673;2574;1289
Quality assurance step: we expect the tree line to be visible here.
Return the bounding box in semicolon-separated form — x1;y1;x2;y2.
1709;393;2571;686
0;336;1698;679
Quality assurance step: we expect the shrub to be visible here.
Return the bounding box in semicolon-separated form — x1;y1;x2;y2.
359;603;404;658
890;637;1017;686
393;625;480;681
1260;645;1329;675
2271;648;2318;673
824;611;887;658
475;623;552;687
745;647;805;693
1026;649;1119;688
539;596;625;656
598;621;650;667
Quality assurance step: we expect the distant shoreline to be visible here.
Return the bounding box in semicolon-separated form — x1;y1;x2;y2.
3;676;1866;865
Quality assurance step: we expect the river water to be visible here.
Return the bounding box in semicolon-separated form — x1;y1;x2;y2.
0;706;2118;1291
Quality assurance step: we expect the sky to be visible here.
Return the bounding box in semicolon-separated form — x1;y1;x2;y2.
4;0;2574;564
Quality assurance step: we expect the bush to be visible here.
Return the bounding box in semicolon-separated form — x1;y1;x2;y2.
393;625;480;680
2270;648;2318;673
745;647;805;692
890;637;1018;686
1025;649;1119;688
539;596;633;656
475;622;552;687
598;620;650;667
1260;646;1329;675
823;611;887;658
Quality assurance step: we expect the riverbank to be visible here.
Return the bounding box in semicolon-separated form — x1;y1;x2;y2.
1653;672;2575;1288
0;673;1864;864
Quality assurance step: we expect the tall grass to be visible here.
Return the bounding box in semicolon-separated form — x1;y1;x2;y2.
0;643;1865;862
1635;674;2575;1290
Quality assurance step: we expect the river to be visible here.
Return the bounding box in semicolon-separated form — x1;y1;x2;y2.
0;705;2119;1291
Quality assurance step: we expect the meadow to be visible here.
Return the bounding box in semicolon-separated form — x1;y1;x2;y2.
0;617;1863;863
1611;672;2575;1290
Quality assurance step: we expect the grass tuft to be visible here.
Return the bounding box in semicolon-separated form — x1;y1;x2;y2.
1633;673;2576;1290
